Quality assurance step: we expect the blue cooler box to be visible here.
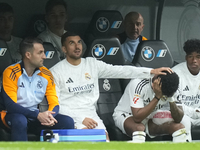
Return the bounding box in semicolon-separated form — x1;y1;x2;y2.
40;129;106;142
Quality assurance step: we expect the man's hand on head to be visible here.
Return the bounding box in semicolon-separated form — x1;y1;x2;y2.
151;67;173;75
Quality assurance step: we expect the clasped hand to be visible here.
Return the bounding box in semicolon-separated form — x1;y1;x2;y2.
37;111;58;127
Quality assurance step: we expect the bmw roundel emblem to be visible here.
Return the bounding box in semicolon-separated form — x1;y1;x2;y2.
91;44;106;59
34;20;47;34
141;46;155;61
96;17;109;32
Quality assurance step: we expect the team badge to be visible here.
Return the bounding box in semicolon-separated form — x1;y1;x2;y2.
34;20;47;34
45;51;54;59
141;46;155;61
96;17;109;32
37;80;43;89
103;79;111;91
91;44;106;59
85;73;91;80
0;48;7;56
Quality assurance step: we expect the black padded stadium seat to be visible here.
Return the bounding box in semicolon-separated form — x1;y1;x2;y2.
85;37;131;140
132;40;174;68
26;14;47;37
43;42;60;69
84;10;123;46
97;79;130;141
84;37;127;65
0;39;13;77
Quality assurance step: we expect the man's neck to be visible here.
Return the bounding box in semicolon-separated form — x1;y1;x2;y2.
23;60;36;77
66;57;81;66
49;27;64;37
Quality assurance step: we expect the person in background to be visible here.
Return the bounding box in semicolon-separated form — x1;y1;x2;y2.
38;0;86;59
172;39;200;127
0;2;22;62
116;11;147;63
0;37;74;141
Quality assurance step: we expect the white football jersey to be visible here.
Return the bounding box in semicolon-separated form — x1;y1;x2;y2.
114;78;174;118
50;57;152;123
172;62;200;117
172;62;200;108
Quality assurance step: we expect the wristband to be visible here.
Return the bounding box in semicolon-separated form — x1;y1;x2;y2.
154;96;160;101
168;97;175;103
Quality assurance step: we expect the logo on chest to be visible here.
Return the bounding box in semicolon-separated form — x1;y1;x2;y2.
37;80;43;89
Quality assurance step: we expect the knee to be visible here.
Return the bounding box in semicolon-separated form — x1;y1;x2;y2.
65;116;74;129
8;114;27;129
171;123;185;133
56;114;74;129
135;123;145;131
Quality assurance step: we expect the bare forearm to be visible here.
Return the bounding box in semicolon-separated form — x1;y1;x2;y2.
132;98;159;123
169;102;183;123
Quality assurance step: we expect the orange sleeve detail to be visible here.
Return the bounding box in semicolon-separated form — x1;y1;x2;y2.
142;37;148;41
2;65;19;103
39;67;59;111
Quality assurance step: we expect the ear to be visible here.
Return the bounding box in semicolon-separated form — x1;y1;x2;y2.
141;24;145;31
62;46;67;54
25;51;31;59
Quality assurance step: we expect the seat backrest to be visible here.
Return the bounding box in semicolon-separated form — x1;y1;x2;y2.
43;42;60;69
132;40;174;68
97;79;122;122
0;40;13;76
84;37;130;140
84;37;126;65
26;14;47;37
84;10;123;45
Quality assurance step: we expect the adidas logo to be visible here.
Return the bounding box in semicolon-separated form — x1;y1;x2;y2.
183;86;189;91
66;78;73;83
19;82;25;88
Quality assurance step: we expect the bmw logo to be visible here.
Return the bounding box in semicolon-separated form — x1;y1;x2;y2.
34;20;47;34
141;46;155;61
91;44;106;59
96;17;109;32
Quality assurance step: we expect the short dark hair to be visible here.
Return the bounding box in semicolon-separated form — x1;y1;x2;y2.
183;39;200;55
0;3;13;14
61;31;80;46
157;71;179;97
45;0;67;14
19;37;43;58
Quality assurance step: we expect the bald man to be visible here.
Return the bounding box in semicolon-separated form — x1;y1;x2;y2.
116;12;147;63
